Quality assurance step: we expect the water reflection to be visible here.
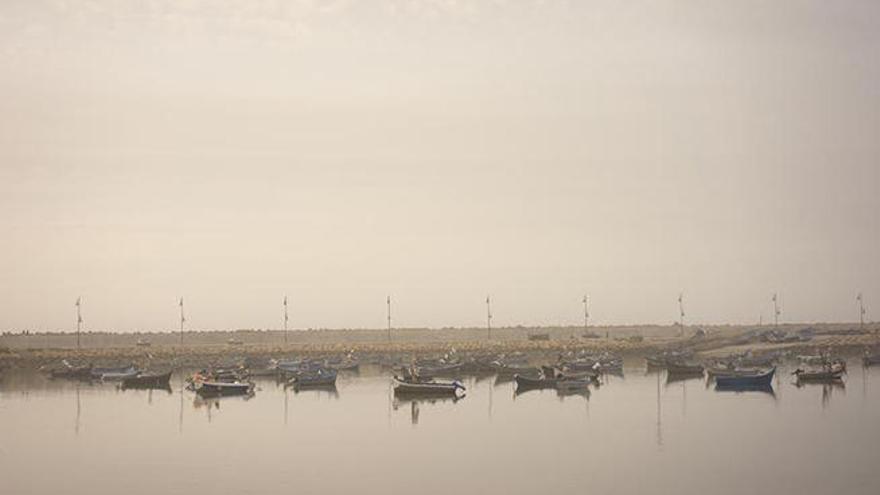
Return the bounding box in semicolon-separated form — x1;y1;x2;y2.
714;383;777;399
392;394;463;425
2;363;879;495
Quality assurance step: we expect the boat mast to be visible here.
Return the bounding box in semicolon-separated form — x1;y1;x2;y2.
772;293;780;329
75;296;82;350
179;297;185;345
283;295;289;344
583;294;589;334
857;292;865;329
678;292;684;336
486;295;492;340
387;295;392;343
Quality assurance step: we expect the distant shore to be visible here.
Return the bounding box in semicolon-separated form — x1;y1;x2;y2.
1;323;877;371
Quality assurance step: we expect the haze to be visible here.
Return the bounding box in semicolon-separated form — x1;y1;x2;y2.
1;1;878;333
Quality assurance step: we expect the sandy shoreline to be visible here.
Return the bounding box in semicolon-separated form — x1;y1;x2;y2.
2;323;877;371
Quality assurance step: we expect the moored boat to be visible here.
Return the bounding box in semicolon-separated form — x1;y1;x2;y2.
121;371;173;390
793;367;845;384
289;368;338;388
665;363;704;375
393;378;465;397
715;367;775;388
863;354;880;367
196;381;254;397
49;364;93;380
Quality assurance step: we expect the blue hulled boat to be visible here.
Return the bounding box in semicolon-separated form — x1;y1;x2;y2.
715;367;775;388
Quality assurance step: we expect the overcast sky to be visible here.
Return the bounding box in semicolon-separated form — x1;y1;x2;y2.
1;1;878;332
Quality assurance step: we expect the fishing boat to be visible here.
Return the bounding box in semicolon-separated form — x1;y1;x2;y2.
91;364;138;380
394;378;465;397
707;367;765;379
492;362;539;377
121;371;172;390
555;377;592;391
793;367;845;383
49;364;93;380
863;353;880;367
665;363;705;375
715;368;775;388
289;368;338;388
514;374;557;390
100;367;141;381
195;381;254;398
417;362;463;377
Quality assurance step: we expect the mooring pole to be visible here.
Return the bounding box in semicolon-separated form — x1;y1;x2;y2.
179;297;185;345
583;295;589;334
678;292;684;336
772;293;780;329
387;296;392;343
75;297;82;350
857;292;865;329
283;295;289;344
486;295;492;340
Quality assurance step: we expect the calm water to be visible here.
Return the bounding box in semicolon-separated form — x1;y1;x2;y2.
2;363;879;495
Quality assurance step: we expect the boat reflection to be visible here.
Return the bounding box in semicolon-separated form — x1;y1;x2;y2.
193;391;255;410
714;383;777;398
290;384;339;399
393;393;464;425
666;371;704;385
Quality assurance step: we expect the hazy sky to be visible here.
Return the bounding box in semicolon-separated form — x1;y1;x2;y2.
1;1;878;332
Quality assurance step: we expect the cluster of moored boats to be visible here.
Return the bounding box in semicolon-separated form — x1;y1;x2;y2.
47;360;173;389
645;349;863;390
41;347;880;401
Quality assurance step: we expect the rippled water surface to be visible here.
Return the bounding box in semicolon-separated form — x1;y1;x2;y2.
2;363;879;495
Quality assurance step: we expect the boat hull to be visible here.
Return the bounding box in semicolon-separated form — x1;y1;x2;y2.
394;380;464;397
715;368;775;387
122;371;173;390
196;382;253;397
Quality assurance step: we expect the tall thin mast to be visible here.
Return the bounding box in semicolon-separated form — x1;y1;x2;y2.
582;295;589;333
283;295;289;344
486;295;492;340
75;297;82;350
857;292;865;328
772;293;780;329
387;296;392;343
678;292;684;336
179;297;185;345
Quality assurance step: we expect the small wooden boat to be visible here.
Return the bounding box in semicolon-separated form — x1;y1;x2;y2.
393;378;465;397
707;367;765;379
92;364;138;380
50;365;93;380
715;368;775;388
863;354;880;367
196;381;253;397
101;368;141;381
665;363;704;375
492;362;539;377
290;368;338;388
122;371;172;389
793;368;844;383
417;362;463;377
514;374;558;389
527;333;550;341
555;377;592;391
135;339;151;347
